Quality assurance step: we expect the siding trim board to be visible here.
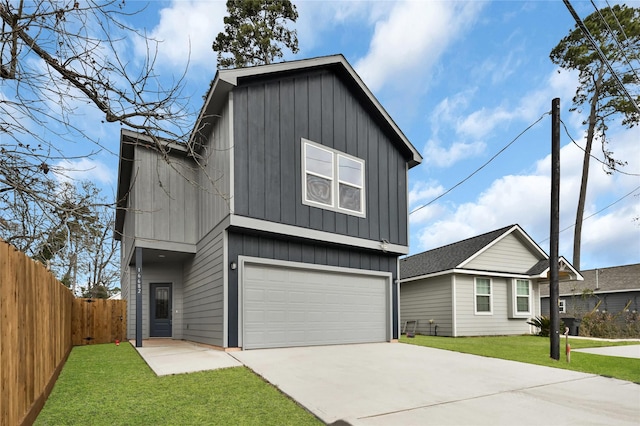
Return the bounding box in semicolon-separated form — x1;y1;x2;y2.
230;215;408;254
402;268;539;283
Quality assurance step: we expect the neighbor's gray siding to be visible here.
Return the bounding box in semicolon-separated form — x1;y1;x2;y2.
455;274;534;336
226;230;400;347
181;228;225;346
400;276;453;337
232;70;409;246
132;147;197;246
464;233;540;273
198;100;232;239
542;291;640;320
124;264;184;340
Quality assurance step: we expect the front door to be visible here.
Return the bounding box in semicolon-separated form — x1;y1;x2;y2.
150;283;172;337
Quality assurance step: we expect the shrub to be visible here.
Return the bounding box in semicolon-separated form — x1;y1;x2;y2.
527;315;551;337
579;309;640;339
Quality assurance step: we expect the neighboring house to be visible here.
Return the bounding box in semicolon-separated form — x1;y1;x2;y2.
540;263;640;320
115;55;423;350
108;292;122;300
399;224;582;337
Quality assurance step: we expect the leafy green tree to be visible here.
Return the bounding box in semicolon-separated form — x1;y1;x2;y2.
550;4;639;270
212;0;299;69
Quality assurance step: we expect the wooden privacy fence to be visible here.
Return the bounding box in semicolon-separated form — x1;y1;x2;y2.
72;298;127;346
0;241;126;426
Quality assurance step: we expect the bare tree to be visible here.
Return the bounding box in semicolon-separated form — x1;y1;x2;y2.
1;1;203;275
1;0;196;210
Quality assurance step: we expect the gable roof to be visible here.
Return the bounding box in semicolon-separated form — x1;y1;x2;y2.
400;224;581;281
190;54;423;168
540;263;640;296
400;225;515;279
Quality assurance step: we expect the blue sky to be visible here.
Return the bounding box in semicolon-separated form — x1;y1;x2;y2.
50;1;640;270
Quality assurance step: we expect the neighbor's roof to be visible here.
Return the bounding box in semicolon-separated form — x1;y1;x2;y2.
190;54;423;168
400;225;516;279
540;263;640;297
400;224;581;281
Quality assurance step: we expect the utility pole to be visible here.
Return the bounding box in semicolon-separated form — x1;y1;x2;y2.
550;98;561;360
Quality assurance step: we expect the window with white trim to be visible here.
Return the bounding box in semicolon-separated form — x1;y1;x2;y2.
302;139;365;216
474;278;492;314
558;299;566;314
515;279;531;314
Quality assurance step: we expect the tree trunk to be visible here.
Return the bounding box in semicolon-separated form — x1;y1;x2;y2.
573;66;605;270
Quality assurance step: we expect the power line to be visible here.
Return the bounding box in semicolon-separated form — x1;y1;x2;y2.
410;111;550;215
539;184;640;243
562;0;640;114
605;0;634;56
590;0;640;83
559;119;640;176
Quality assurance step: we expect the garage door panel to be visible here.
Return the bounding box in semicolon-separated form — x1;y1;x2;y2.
243;262;389;349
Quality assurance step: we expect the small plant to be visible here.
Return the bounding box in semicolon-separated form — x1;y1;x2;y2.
527;315;551;337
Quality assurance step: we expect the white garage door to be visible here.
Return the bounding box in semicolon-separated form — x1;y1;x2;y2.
242;260;390;350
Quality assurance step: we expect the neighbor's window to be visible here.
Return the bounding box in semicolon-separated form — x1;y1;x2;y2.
515;279;531;314
558;299;566;314
475;278;492;314
303;139;365;216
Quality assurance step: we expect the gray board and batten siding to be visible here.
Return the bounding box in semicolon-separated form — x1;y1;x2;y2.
231;69;409;247
116;135;198;265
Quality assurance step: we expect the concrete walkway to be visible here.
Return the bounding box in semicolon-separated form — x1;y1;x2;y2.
132;339;241;376
572;344;640;358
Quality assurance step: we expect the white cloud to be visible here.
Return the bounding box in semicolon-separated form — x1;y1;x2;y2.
138;1;226;70
354;1;485;92
410;126;640;269
423;139;486;168
54;159;115;186
409;180;445;206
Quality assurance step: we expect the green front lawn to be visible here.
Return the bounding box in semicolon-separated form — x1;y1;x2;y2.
401;334;640;383
36;343;321;426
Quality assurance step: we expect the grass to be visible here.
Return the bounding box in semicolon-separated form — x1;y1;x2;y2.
35;343;321;426
400;334;640;383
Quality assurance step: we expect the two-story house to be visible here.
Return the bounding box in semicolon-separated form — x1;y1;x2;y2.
115;55;422;350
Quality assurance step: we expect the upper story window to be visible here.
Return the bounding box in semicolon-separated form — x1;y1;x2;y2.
302;138;365;217
474;277;492;315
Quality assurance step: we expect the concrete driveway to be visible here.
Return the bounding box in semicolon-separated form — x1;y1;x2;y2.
232;343;640;425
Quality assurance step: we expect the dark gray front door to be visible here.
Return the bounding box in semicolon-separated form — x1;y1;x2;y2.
150;283;172;337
